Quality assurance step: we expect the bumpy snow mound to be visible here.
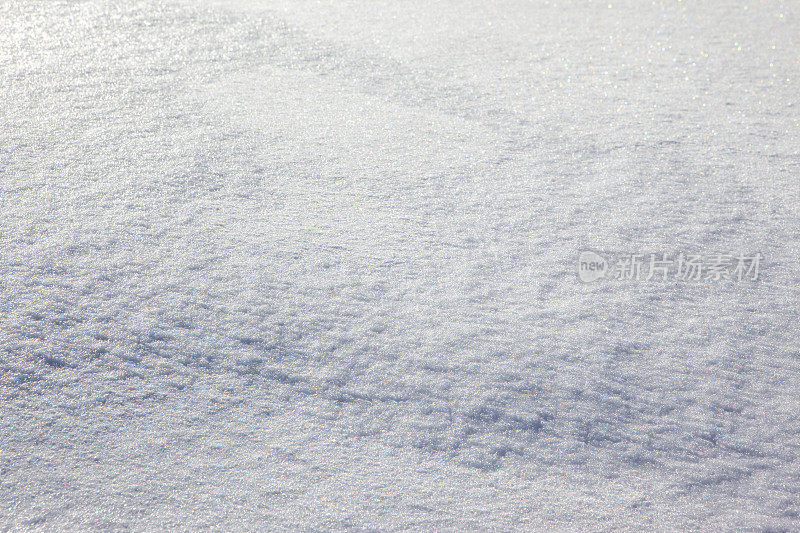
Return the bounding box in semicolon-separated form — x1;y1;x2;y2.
2;0;799;529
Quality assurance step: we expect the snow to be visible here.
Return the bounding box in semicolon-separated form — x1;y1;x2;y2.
2;0;800;529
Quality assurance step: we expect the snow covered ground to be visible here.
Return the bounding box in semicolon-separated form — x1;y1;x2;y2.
2;0;800;529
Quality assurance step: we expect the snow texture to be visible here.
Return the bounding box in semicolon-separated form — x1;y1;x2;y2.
2;0;800;529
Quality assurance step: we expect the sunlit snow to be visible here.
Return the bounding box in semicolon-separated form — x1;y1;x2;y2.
2;0;799;529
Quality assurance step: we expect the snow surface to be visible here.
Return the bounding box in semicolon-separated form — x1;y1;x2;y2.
2;0;800;529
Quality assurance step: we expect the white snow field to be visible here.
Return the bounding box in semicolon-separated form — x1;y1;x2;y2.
2;0;800;529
